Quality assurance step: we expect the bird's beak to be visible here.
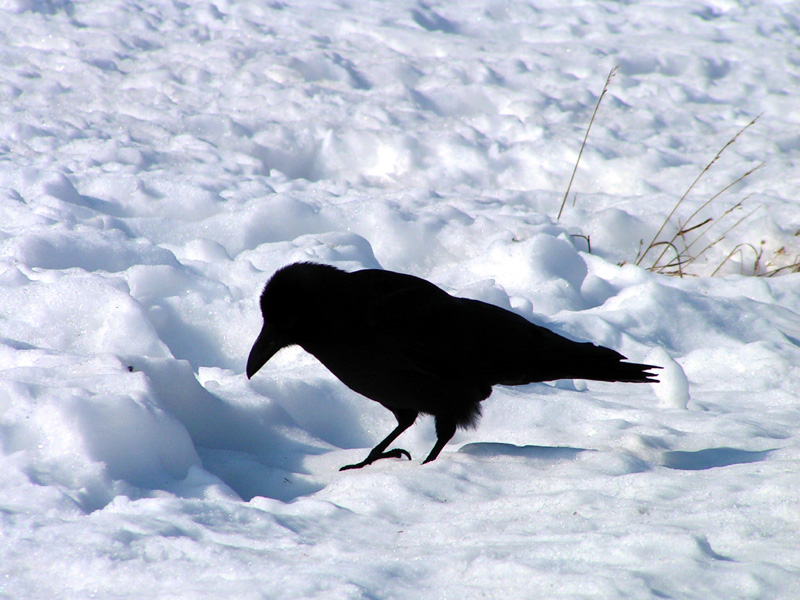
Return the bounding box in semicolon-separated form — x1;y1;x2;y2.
246;323;284;379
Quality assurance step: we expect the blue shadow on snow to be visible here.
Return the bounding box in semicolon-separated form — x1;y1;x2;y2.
457;442;588;461
661;447;774;471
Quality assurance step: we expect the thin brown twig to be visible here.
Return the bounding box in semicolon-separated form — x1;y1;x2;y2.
683;203;761;270
710;243;762;277
761;259;800;277
677;196;750;263
649;240;686;277
673;162;764;242
636;114;761;267
558;65;618;221
660;162;765;264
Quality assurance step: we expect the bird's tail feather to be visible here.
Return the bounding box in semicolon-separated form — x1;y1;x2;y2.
569;358;660;383
535;342;660;384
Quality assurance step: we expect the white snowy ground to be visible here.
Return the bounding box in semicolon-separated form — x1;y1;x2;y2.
1;0;799;598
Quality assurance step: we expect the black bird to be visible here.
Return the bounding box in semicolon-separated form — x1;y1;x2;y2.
247;262;659;470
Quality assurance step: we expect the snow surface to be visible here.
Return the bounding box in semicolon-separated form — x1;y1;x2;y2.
1;0;800;598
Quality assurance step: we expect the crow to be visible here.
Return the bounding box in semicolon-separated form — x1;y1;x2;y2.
246;262;659;470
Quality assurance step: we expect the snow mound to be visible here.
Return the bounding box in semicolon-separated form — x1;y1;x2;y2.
1;1;799;598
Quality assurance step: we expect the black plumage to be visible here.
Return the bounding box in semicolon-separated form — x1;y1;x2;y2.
246;262;659;470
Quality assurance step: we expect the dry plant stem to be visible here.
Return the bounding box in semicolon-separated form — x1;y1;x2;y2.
710;242;762;276
558;65;618;221
651;198;758;275
649;240;686;276
656;200;756;272
674;203;762;274
679;218;713;237
636;114;761;267
762;260;800;277
674;162;764;244
654;163;765;270
674;195;753;268
570;233;592;253
712;238;800;278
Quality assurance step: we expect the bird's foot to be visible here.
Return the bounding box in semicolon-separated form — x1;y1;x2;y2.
340;448;412;471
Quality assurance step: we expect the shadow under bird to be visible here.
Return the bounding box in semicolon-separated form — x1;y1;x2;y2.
247;262;659;470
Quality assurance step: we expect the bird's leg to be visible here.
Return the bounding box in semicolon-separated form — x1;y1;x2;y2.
421;417;457;464
340;409;418;471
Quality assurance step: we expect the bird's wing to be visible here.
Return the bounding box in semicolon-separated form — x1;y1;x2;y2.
349;270;492;406
351;270;581;386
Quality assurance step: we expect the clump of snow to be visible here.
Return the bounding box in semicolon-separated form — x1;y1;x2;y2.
647;346;690;409
1;1;799;598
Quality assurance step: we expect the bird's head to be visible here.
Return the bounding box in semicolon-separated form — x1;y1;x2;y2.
246;262;342;379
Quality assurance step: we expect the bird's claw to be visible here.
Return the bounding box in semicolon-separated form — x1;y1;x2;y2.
384;448;412;461
339;448;412;471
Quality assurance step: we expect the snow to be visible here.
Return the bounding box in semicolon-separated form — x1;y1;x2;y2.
1;0;799;598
